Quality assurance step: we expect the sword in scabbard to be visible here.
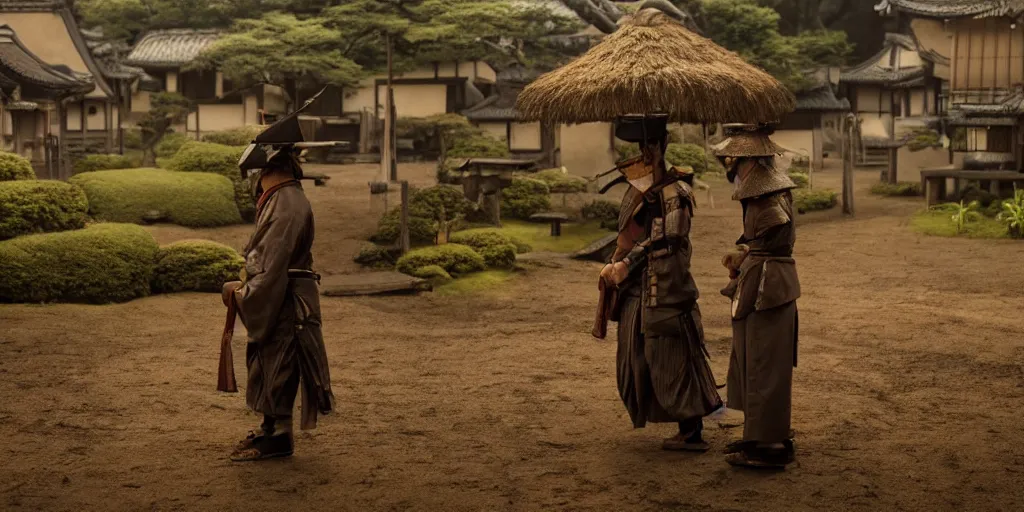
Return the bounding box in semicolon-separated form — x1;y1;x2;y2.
217;296;239;393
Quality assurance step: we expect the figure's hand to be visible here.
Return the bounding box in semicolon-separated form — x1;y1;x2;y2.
722;245;750;271
610;261;629;285
222;281;242;307
599;264;615;284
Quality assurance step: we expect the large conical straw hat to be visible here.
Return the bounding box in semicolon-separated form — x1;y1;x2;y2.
515;9;795;125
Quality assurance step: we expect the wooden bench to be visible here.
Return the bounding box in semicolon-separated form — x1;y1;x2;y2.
920;169;1024;208
530;212;570;236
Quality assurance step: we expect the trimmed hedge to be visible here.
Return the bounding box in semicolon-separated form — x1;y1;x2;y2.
166;141;254;221
410;264;452;282
73;154;136;175
372;208;437;245
533;168;587;193
70;169;243;227
0;180;89;240
794;189;838;214
665;143;721;175
396;243;486;277
502;177;551;220
0;152;35;181
122;128;143;150
152;240;244;294
371;185;478;245
156;132;190;158
0;223;159;304
449;230;531;254
202;126;266;146
354;243;401;269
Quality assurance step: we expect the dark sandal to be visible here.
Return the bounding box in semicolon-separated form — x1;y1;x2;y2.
725;430;796;454
230;433;294;462
663;423;709;452
726;442;795;469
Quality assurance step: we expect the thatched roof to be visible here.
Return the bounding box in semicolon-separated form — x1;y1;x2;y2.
515;8;795;125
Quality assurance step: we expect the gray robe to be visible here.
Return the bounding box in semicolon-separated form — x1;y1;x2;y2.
726;191;800;443
234;182;334;430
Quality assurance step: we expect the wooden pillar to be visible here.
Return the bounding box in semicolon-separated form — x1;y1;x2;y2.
104;102;112;153
493;188;502;228
812;116;824;179
58;100;67;180
887;147;898;183
79;99;86;159
0;102;6;151
399;180;410;254
12;112;21;156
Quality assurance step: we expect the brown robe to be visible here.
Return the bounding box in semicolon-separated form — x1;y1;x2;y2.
234;182;334;430
612;180;722;428
726;190;800;443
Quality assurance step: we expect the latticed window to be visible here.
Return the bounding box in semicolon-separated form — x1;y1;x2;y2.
951;126;1012;152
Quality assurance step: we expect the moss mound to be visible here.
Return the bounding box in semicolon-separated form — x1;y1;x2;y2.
152;240;244;293
0;223;159;304
70;169;243;227
870;181;921;197
166;142;253;221
0;152;35;181
73;154;136;175
156;132;190;158
409;264;453;283
0;180;89;240
396;244;486;277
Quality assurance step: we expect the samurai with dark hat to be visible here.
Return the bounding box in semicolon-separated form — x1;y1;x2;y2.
714;123;800;469
221;89;335;461
600;114;723;451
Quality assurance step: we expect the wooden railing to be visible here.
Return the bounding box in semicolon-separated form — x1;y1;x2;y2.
946;88;1018;107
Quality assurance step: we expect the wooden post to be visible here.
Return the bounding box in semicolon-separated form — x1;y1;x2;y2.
493;188;502;228
80;100;86;153
887;147;898;183
117;83;125;155
399;180;410;254
58;100;67;180
381;32;396;183
843;114;856;216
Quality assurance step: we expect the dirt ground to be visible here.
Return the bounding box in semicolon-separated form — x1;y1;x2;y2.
2;162;1023;512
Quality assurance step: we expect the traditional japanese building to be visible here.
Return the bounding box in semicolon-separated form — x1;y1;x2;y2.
876;0;1024;171
840;32;947;178
0;0;133;172
773;69;850;171
0;24;93;178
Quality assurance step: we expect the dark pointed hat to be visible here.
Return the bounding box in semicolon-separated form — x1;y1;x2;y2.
238;87;331;177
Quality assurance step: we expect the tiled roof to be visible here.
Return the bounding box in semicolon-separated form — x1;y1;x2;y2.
125;29;222;68
841;33;938;86
795;84;850;112
0;1;66;12
875;0;1024;19
0;25;93;96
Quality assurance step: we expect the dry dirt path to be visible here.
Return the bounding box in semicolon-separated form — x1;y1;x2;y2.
2;166;1022;511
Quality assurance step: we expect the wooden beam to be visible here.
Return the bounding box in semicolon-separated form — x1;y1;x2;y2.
952;22;960;93
104;102;112;153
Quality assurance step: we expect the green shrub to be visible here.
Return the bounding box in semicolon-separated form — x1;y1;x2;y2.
666;143;721;175
533;168;588;193
70;169;243;227
870;181;921;197
371;208;437;245
73;154;136;175
0;180;89;240
166;141;244;176
202;126;266;146
476;243;517;268
502;177;551;220
448;230;521;266
789;172;810;189
957;185;999;209
997;190;1024;238
581;199;620;230
448;132;510;158
794;189;838;214
449;230;530;254
395;243;486;276
906;129;941;152
166;141;253;221
410;264;452;282
371;186;478;245
354;243;400;268
156;132;190;158
0;152;35;181
151;240;244;294
0;223;159;304
615;141;640;161
122;128;143;150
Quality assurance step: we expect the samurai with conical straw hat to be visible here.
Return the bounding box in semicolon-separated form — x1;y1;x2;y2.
715;123;800;469
601;114;723;451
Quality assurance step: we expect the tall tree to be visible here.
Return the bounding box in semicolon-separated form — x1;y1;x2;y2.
138;92;190;166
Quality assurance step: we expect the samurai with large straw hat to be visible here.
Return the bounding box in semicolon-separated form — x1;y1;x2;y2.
715;124;800;469
601;114;723;451
221;90;336;461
